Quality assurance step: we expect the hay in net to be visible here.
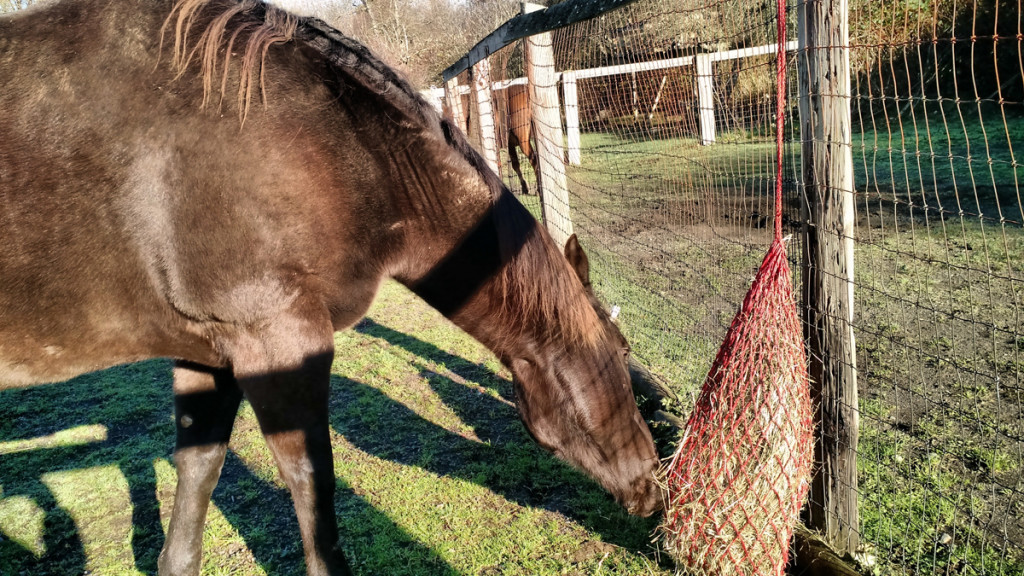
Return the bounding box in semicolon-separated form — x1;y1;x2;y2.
660;236;813;576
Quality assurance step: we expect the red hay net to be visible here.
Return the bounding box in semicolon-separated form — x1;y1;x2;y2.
660;1;814;573
661;236;813;575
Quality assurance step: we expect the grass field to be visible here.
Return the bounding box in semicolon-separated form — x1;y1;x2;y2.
538;117;1024;576
852;222;1024;575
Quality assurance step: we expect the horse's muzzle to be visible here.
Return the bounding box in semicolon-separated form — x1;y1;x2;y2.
626;477;665;517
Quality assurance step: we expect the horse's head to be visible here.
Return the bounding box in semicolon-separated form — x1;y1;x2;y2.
508;235;662;517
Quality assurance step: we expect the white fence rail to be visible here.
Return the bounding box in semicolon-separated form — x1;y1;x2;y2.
425;39;801;167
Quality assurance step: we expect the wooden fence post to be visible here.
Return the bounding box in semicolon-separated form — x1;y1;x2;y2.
472;59;500;173
444;76;465;131
631;71;640;123
522;2;573;248
696;53;716;145
563;71;582;166
797;0;859;555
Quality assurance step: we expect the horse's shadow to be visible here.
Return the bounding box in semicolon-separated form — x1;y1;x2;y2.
347;318;661;541
0;320;660;575
0;360;452;575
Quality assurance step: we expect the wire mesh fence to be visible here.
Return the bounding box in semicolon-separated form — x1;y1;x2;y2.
444;1;803;391
846;0;1023;573
446;0;1023;574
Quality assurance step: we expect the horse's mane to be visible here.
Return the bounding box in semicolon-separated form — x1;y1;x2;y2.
164;0;434;130
165;0;601;348
164;0;296;120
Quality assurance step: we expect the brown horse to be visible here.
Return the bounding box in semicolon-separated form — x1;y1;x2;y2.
500;83;539;196
444;84;537;196
0;1;660;575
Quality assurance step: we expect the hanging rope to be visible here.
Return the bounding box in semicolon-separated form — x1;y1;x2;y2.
774;0;787;241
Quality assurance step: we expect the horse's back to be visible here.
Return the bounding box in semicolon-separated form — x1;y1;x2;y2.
1;0;505;390
0;0;373;387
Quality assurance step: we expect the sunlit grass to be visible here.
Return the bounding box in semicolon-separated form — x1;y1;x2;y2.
0;495;45;558
0;424;108;456
560;127;1024;575
41;466;142;575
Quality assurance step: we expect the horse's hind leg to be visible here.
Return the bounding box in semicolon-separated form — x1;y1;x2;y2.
231;307;349;576
509;136;531;195
158;361;243;576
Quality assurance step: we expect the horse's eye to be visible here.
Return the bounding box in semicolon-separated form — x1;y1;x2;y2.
621;347;630;359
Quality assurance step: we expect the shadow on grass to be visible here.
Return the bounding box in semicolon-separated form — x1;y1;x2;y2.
350;318;662;553
0;318;661;575
0;360;456;576
0;361;171;576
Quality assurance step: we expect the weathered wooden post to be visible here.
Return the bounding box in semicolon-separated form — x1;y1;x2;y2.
797;0;859;555
522;2;573;247
631;70;640;123
443;76;465;131
563;71;582;166
472;59;500;173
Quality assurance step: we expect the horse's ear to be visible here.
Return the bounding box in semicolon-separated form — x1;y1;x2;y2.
564;234;591;287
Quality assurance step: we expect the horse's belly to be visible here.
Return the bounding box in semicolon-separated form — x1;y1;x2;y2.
0;326;155;389
0;316;219;390
0;352;112;390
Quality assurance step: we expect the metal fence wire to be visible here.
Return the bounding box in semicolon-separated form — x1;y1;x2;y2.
443;0;1023;574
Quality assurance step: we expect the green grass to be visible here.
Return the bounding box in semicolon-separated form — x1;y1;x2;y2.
5;115;1024;576
556;132;788;402
0;282;671;576
852;100;1024;225
852;220;1024;576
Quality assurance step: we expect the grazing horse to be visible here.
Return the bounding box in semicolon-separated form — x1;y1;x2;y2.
0;1;661;575
501;83;539;196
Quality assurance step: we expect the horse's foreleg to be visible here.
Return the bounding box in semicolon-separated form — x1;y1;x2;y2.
158;362;243;576
527;122;541;202
232;309;350;576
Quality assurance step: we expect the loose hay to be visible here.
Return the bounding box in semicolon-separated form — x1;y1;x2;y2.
660;236;813;576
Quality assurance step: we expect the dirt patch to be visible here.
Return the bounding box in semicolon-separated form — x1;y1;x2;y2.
571;539;616;564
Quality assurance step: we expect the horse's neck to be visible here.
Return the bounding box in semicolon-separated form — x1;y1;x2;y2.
403;190;591;362
404;189;526;323
285;23;582;356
